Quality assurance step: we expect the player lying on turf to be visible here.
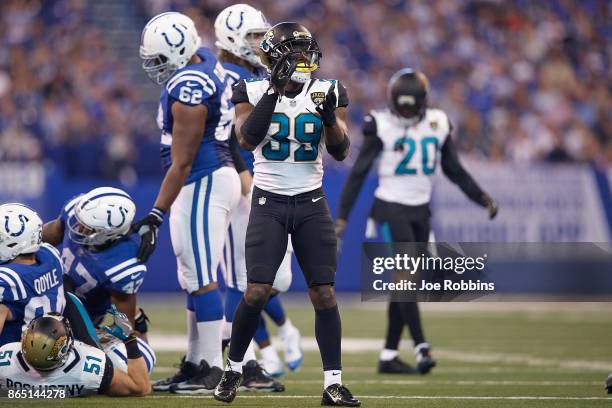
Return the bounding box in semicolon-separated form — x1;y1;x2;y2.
336;68;498;375
0;203;65;346
214;22;360;406
137;11;241;394
0;310;151;397
42;188;150;337
214;3;303;380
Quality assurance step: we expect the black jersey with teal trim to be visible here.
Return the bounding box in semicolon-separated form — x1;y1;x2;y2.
158;47;233;184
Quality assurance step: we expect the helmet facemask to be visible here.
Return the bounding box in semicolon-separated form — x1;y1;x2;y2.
67;208;129;247
261;37;321;83
241;29;268;68
140;49;177;85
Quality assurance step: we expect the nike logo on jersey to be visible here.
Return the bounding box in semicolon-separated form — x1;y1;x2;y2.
312;197;323;202
185;81;198;87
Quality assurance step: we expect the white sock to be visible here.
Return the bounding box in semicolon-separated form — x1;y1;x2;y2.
260;344;281;364
222;319;232;342
379;348;398;362
227;358;243;373
277;318;294;338
243;341;257;363
324;369;342;388
197;319;223;369
186;310;200;364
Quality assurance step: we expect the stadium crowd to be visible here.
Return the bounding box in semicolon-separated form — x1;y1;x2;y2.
1;0;610;180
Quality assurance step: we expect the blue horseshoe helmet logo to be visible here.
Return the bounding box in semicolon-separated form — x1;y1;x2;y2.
4;214;28;237
161;24;185;48
225;11;245;31
107;207;128;228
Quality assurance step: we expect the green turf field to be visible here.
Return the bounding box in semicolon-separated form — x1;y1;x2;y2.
10;297;612;407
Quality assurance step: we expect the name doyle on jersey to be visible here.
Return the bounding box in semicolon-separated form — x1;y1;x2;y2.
3;379;85;396
33;270;61;294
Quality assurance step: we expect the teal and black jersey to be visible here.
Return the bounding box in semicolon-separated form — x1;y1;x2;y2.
158;47;233;184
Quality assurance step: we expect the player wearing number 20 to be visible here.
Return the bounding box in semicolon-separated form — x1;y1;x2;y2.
215;23;360;407
337;69;498;376
0;204;65;345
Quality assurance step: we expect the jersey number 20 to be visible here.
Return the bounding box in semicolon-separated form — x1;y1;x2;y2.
263;113;322;162
395;137;438;175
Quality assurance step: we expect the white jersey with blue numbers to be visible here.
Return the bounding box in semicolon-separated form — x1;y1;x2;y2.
0;244;65;345
0;340;108;396
157;47;234;184
372;108;451;206
235;78;348;195
223;62;266;174
59;197;146;324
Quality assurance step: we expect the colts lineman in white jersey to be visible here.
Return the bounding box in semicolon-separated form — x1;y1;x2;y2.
337;69;498;375
214;23;360;406
0;312;150;397
136;13;241;393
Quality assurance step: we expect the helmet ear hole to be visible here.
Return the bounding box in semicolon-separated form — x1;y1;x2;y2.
179;47;185;55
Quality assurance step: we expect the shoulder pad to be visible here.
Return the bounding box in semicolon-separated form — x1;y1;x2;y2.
166;70;217;106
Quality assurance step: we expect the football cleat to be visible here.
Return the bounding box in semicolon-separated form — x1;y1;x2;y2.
378;357;418;374
281;324;304;371
171;360;223;394
240;360;285;392
213;368;243;403
260;347;285;378
152;356;199;391
415;343;437;375
321;384;361;406
605;373;612;394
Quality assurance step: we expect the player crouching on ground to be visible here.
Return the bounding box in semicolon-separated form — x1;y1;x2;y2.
0;311;151;397
0;203;66;346
42;187;156;372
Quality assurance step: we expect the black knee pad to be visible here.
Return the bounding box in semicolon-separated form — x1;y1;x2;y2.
245;284;272;309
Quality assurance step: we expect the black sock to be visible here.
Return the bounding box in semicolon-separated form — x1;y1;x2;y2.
400;302;425;346
315;305;342;371
384;301;404;350
228;298;263;363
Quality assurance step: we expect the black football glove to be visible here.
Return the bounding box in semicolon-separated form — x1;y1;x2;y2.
315;81;338;127
131;208;164;262
483;194;498;220
270;57;297;98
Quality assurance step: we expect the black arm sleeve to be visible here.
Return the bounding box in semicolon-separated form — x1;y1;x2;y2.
98;357;115;395
336;80;349;107
229;126;248;173
338;115;382;220
240;89;277;148
440;135;488;207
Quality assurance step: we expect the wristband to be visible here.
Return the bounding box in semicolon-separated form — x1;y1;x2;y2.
134;308;149;334
124;335;142;359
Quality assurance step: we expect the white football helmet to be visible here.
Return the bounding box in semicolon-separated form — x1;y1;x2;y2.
140;12;202;84
0;203;42;262
67;187;136;246
214;4;270;68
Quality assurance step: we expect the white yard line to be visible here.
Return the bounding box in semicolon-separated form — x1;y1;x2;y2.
148;334;612;372
146;395;611;400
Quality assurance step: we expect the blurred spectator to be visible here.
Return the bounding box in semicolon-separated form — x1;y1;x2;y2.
0;0;610;181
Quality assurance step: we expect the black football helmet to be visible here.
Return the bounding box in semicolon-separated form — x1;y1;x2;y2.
388;68;429;120
260;22;321;82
